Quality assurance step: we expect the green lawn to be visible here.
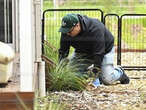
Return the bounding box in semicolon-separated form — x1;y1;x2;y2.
121;17;146;49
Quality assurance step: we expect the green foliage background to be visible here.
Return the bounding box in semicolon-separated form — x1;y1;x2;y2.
43;0;146;50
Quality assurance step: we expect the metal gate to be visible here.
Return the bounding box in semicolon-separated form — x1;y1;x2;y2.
42;9;103;53
104;14;146;70
42;9;146;70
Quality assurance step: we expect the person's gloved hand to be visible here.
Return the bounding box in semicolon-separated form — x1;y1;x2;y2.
87;64;101;78
87;64;102;88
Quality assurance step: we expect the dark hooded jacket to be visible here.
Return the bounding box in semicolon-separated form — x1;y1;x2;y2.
59;14;114;68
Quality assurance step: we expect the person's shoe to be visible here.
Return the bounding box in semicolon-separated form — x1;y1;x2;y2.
119;67;130;84
92;78;101;88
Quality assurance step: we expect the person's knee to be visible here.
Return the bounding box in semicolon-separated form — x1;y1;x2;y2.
101;65;115;85
100;75;114;85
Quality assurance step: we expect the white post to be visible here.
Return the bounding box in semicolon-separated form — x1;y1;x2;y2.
34;0;46;96
19;0;34;91
38;61;46;96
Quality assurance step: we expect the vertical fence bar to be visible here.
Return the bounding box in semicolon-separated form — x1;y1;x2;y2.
41;10;46;55
118;17;122;65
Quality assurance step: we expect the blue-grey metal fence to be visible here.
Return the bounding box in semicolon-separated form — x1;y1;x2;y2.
42;9;146;70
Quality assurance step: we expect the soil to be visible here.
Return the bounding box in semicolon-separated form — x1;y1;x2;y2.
45;71;146;110
44;52;146;110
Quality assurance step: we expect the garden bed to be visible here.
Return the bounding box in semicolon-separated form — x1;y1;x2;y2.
41;52;146;110
44;70;146;110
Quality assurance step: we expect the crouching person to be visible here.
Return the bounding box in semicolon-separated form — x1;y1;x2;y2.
58;13;130;87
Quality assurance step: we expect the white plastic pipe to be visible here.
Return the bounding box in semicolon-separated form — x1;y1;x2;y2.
38;61;46;96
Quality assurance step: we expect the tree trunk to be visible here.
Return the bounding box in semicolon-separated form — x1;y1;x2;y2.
118;0;123;8
128;0;135;13
53;0;58;8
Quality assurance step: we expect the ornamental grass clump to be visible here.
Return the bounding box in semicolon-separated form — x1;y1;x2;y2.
46;58;87;91
43;41;87;91
34;95;66;110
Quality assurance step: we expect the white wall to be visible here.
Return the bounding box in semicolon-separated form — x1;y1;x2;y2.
19;0;35;91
